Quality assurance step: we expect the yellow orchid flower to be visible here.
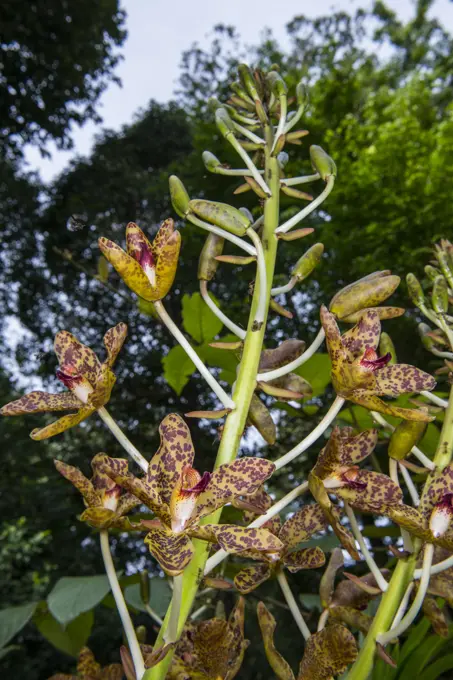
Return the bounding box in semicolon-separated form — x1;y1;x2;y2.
48;646;123;680
98;220;181;301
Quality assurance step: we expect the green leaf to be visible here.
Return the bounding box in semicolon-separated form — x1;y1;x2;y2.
124;577;172;616
47;574;111;626
338;404;376;431
299;594;322;611
162;345;195;395
399;616;431;665
401;634;448;678
303;534;340;551
295;353;331;397
182;292;223;343
34;607;93;657
423;653;453;680
0;602;38;649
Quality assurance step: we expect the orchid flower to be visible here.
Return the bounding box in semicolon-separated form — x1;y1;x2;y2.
329;270;404;323
98;414;283;575
234;493;327;593
48;646;123;680
98;220;181;301
257;602;358;680
320;306;436;421
309;426;403;558
388;464;453;551
55;454;140;530
0;324;127;440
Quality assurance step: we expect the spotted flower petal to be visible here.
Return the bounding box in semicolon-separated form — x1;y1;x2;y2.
419;464;453;519
329;606;373;635
144;524;194;576
79;506;133;530
98;456;163;518
153;221;181;300
373;364;436;397
350;392;434;422
0;391;82;416
296;623;358;680
77;646;101;677
234;564;273;594
257;602;296;680
331;571;390;609
126;222;155;260
283;547;325;573
30;406;95;440
341;311;381;357
199;524;284;555
99;237;158;300
422;596;449;638
54;460;100;507
336;470;403;513
103;323;128;367
278;504;327;548
192;458;275;522
319;548;344;608
320;305;343;358
54;331;101;385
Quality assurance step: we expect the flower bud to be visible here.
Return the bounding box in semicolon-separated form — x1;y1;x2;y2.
418;323;436;351
281;185;313;201
379;332;397;365
198;233;224;281
291;243;324;281
189;199;251;236
169;175;190;218
406;273;425;307
425;265;441;282
388;419;427;460
140;570;150;605
215;107;235;138
207;97;224;114
230;81;254;106
247;395;276;445
432;275;449;314
296;80;309;108
239;207;254;222
266;71;287;97
272;134;286;156
202;151;222;172
238;64;261;102
330;273;400;319
435;246;453;283
310;145;337;180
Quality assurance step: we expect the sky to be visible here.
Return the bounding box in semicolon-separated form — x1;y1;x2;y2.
25;0;453;182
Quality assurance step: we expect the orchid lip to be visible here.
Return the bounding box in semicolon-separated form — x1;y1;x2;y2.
56;369;94;404
360;348;392;371
429;494;453;538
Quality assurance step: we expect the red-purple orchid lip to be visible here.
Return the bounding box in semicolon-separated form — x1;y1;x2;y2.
179;471;211;497
430;494;453;538
56;368;94;404
341;467;367;491
56;369;83;389
137;243;155;270
360;348;392;371
170;467;212;534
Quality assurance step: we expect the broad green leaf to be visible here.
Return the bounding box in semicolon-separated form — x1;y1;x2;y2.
0;602;38;649
34;608;93;657
418;423;440;458
399;616;431;665
162;345;195;395
423;653;453;680
299;594;322;611
295;353;331;397
198;342;239;373
182;292;223;343
401;634;448;678
124;577;172;616
338;404;375;431
47;574;111;625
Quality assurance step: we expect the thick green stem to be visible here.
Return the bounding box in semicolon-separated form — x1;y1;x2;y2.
145;144;281;680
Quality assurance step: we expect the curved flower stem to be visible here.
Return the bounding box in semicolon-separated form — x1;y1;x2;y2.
271;277;297;296
275;176;335;234
276;567;311;640
248;228;267;330
231;119;265;145
199;281;246;340
271;93;287;153
281;173;320;186
388;582;414;633
164;574;183;644
97;406;148;472
186;213;257;256
190;604;210;620
399;462;420;506
371;411;435;471
273;396;345;471
317;609;330;632
283;103;305;135
344;503;389;592
420;391;448;408
153;301;235;410
414;552;453;579
210;166;262;177
204;482;309;575
257;328;325;382
100;531;145;680
224;131;271;195
389;458;399;485
377;543;434;646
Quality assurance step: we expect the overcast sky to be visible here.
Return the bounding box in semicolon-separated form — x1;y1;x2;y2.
25;0;453;182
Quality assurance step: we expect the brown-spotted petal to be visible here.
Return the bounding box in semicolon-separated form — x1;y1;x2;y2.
77;647;101;677
54;330;101;385
320;306;343;361
419;464;453;519
257;602;296;680
54;460;100;507
98;237;156;300
101;664;124;680
116;492;141;517
192;457;275;522
247;395;277;445
97;455;163;517
234;564;272;594
422;596;449;638
201;524;284;555
259;340;306;371
125;222;154;260
350;392;435;422
154;222;181;300
103;323;128;367
89;364;116;408
79;506;128;530
319;548;344;608
341;310;381;358
341;307;405;323
0;390;81;416
279;504;327;548
339;428;378;466
144;524;194;576
283;546;325;573
329;606;373;635
374;364;436;397
30;406;95;440
296;623;358;680
331;571;390;609
148;413;196;506
337;470;403;513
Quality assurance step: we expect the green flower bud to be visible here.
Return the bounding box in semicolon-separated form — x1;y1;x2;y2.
388;420;428;460
189;199;251;236
215;108;235;138
169;175;190;218
247;394;276;445
230;81;254;105
291;243;324;281
425;264;441;282
330;273;400;319
208;97;224;114
238;64;261;102
310;145;337;180
266;71;287;97
202;151;222;172
140;570;150;605
239;207;254;222
296;81;309;107
136;625;147;644
379;332;397;365
406;273;425;307
198;233;225;281
432;275;449;314
435;246;453;283
418;323;436;351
